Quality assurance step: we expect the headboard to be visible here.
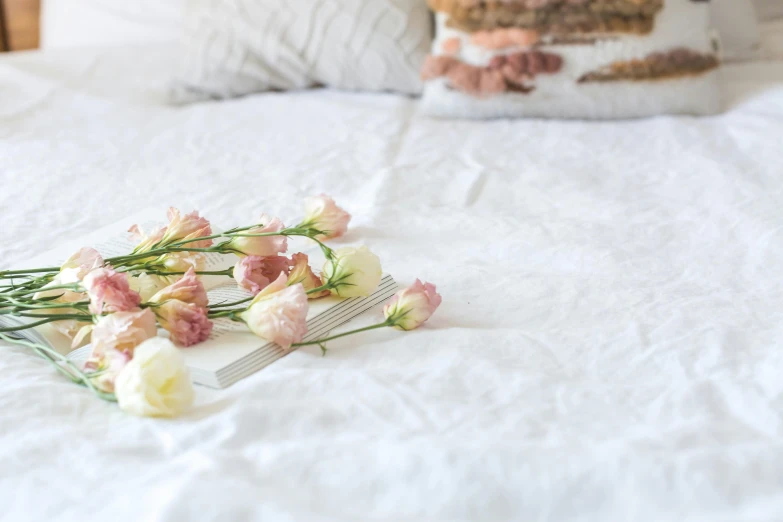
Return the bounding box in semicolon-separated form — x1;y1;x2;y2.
3;0;40;51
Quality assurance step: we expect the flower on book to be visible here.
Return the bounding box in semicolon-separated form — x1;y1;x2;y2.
1;194;445;419
81;308;158;392
159;208;213;249
384;280;442;331
128;224;167;254
82;267;142;315
240;273;309;350
322;246;382;298
90;308;158;360
233;255;291;295
24;248;104;339
301;195;351;239
153;300;213;347
59;247;104;281
114;337;195;418
129;273;176;302
287;253;329;299
32;246;102;309
158;252;206;273
225;214;288;257
148;268;208;308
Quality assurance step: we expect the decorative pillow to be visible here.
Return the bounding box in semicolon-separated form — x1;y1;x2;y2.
420;0;722;119
170;0;432;104
713;0;761;61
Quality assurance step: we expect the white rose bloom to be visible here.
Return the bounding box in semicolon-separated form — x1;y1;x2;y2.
322;246;382;298
115;338;195;418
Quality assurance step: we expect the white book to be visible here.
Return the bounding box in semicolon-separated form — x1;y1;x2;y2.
1;209;398;389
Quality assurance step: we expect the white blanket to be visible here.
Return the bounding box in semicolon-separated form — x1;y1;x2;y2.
1;37;783;521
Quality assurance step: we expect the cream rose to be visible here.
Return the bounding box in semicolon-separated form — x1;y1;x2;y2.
322;246;382;298
114;337;195;418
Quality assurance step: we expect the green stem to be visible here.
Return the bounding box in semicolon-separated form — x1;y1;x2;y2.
14;312;92;320
0;283;81;298
0;274;55;293
306;283;332;295
0;301;89;311
0;317;69;332
207;296;253;310
292;320;392;347
164;225;260;248
0;333;117;402
208;310;245;320
0;314;92;332
109;227;330;267
0;267;60;278
106;246;224;266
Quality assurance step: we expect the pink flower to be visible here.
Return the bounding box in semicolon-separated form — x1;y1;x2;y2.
148;268;209;307
84;308;158;392
83;267;142;315
160;208;213;248
233;255;291;295
33;247;103;304
30;248;102;339
154;300;213;347
287;253;329;299
84;348;132;394
60;247;104;282
89;308;158;360
226;214;288;257
240;273;308;350
128;224;166;253
383;280;442;331
302;195;351;239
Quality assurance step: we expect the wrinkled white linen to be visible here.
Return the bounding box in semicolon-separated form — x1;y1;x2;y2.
1;39;783;522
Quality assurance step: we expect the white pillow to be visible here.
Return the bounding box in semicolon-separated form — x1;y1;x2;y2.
41;0;183;49
754;0;783;20
713;0;761;61
171;0;432;103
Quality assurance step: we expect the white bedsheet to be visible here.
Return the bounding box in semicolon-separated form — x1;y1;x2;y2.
1;38;783;522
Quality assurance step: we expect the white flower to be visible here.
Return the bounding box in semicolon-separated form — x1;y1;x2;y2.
322;246;382;298
114;338;195;418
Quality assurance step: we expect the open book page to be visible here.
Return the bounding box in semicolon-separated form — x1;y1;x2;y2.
2;209;236;352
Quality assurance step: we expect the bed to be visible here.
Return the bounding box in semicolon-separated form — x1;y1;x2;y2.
1;20;783;521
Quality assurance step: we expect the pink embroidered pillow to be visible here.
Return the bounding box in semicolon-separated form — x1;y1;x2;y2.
420;0;722;119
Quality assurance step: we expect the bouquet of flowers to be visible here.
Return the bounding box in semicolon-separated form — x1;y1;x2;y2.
0;196;441;418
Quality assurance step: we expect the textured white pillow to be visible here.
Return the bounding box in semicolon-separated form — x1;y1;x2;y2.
713;0;761;61
171;0;432;103
41;0;183;49
420;0;721;119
